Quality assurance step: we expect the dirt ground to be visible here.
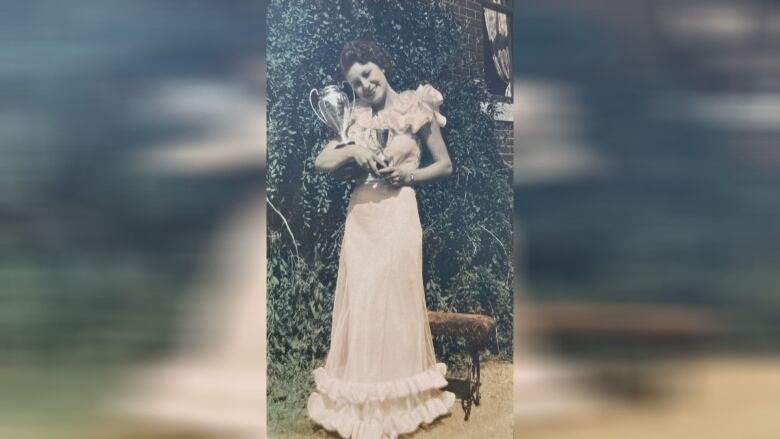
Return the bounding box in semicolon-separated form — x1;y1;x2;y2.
8;357;780;438
280;360;513;439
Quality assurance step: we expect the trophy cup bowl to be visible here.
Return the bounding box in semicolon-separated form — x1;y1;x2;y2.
310;82;367;181
310;83;355;149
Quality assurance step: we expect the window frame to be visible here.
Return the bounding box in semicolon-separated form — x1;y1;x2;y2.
481;0;513;100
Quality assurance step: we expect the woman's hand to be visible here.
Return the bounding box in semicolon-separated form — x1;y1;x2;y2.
378;166;412;187
348;144;383;176
315;140;381;176
385;119;451;185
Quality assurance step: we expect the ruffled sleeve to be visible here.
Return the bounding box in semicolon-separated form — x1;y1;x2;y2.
373;84;447;134
408;84;447;133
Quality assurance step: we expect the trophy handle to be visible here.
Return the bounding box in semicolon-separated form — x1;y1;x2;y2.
342;81;356;107
309;88;327;124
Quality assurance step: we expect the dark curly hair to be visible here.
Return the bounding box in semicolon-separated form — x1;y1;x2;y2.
339;40;394;78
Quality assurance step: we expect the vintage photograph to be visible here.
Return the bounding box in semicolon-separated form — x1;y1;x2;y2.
266;1;513;438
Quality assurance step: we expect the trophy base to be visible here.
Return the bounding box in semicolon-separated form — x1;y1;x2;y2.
363;175;385;185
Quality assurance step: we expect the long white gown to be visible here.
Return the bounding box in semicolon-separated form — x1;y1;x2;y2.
307;85;455;439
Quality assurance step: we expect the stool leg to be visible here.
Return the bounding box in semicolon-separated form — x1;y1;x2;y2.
462;392;472;421
461;371;473;421
471;349;482;406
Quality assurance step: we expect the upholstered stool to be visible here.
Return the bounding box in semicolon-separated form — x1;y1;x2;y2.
427;311;496;421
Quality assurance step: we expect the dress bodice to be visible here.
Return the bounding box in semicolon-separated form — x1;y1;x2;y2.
346;84;446;173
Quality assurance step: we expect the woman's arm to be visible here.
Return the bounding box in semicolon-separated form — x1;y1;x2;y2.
379;119;452;186
315;140;382;176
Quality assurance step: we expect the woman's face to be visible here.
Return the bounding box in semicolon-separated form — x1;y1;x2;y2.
345;61;388;107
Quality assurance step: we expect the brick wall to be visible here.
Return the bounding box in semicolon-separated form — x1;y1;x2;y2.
443;0;486;79
496;120;513;167
443;0;513;168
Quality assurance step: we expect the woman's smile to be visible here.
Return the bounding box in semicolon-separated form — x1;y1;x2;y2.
346;62;393;108
361;82;380;101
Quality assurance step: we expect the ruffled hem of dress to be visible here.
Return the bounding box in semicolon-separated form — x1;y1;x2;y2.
312;363;449;404
308;387;455;439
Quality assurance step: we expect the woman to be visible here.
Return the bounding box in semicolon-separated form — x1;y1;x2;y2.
307;40;455;439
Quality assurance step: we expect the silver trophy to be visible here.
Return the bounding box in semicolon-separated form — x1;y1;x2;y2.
364;128;391;184
309;83;356;148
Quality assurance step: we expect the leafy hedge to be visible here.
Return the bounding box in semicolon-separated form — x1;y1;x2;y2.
267;0;511;429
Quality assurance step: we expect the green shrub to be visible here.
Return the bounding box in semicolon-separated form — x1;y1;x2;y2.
267;0;511;431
